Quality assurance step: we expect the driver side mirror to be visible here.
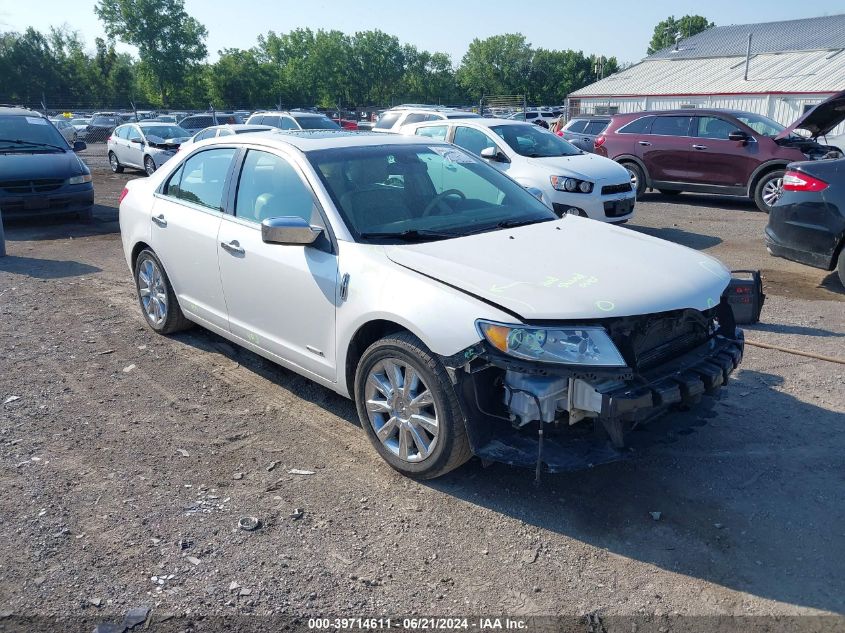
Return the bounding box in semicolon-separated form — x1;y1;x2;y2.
130;137;144;144
480;146;508;162
73;140;87;152
261;216;323;246
728;130;749;143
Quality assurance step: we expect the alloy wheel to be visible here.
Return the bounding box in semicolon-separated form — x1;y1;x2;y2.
364;358;439;463
761;176;783;208
145;157;156;176
626;167;638;191
109;153;119;171
137;258;168;326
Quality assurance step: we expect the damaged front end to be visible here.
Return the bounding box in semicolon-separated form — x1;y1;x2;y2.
441;302;744;475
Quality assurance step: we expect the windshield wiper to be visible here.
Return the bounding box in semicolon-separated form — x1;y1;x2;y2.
495;217;553;229
0;138;67;152
359;229;460;242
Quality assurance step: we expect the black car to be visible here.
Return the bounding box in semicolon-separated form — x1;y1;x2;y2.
0;107;93;222
86;112;121;143
178;112;243;134
765;157;845;287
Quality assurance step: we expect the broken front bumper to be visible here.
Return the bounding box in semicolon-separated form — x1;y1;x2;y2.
451;330;744;473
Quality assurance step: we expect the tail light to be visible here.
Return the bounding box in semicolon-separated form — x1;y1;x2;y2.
118;187;129;204
782;170;828;192
106;136;111;143
594;134;606;149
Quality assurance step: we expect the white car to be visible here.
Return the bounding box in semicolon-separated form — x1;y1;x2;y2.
119;131;743;479
372;106;481;133
181;123;274;148
108;122;191;175
401;118;636;222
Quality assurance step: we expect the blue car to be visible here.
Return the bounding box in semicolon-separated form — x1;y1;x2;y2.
0;107;94;222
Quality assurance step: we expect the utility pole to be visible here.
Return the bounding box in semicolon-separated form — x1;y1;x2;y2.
743;33;753;81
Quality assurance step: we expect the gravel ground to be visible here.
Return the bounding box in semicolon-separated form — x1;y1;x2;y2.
0;145;843;633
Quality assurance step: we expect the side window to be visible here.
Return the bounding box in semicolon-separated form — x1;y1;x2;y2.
415;125;448;141
235;150;321;225
403;113;428;125
695;116;736;140
452;126;497;157
194;129;215;142
248;115;264;125
583;120;610;135
565;120;588;133
525;112;538;120
650;116;692;137
262;115;281;128
172;148;236;211
618;116;654;134
113;126;126;139
163;164;184;197
279;117;298;130
127;126;143;142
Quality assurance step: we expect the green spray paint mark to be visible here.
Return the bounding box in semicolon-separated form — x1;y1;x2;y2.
596;300;615;312
706;297;716;308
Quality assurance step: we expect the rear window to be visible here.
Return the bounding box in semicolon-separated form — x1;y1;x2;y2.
583;120;610;135
617;116;654;134
564;120;588;133
295;116;340;130
374;112;402;130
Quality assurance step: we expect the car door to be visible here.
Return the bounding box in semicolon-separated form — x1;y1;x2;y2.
125;125;145;168
150;147;237;331
639;115;693;183
452;125;512;176
217;148;338;381
688;115;760;188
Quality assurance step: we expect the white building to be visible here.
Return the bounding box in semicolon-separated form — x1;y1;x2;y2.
568;14;845;135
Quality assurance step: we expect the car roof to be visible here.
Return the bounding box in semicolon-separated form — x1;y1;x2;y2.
252;111;330;118
612;108;756;119
202;129;444;152
0;107;44;117
405;117;538;131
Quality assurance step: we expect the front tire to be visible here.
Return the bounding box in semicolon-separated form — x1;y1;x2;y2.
133;249;192;334
623;162;646;199
144;155;157;176
109;151;124;174
754;169;785;213
354;332;471;479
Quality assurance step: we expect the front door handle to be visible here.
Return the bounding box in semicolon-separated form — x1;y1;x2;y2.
638;140;651;146
692;144;708;150
220;240;245;255
152;214;167;227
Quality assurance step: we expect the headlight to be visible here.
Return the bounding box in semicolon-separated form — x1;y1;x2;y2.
67;174;92;185
476;320;626;367
550;175;593;194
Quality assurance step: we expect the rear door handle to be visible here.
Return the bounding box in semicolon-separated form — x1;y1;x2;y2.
220;240;245;255
152;214;167;227
692;144;708;150
638;140;651;146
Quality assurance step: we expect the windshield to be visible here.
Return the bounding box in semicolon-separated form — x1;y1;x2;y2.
489;124;581;157
308;144;556;242
0;115;69;150
734;113;788;138
140;125;189;139
295;116;340;130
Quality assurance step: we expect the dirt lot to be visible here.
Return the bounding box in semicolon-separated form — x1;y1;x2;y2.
1;145;843;632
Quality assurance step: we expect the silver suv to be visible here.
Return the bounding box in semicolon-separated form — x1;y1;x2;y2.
373;106;480;133
246;110;340;131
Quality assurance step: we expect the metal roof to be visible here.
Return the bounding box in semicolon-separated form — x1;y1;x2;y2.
570;49;845;98
650;14;845;60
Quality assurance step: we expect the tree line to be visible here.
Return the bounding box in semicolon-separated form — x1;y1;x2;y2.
0;0;621;111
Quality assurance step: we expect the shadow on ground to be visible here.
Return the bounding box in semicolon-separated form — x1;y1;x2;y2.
0;254;101;279
639;191;761;213
1;204;118;242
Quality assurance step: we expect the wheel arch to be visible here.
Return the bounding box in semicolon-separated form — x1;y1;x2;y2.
614;154;650;187
344;319;413;397
130;241;152;273
748;161;789;196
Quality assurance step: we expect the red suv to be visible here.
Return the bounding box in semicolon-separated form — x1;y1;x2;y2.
594;93;844;212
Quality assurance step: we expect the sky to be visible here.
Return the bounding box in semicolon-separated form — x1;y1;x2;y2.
1;0;843;65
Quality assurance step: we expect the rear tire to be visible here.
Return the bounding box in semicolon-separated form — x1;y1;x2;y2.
622;162;646;199
837;246;845;289
144;155;157;176
354;331;471;479
753;169;785;213
109;151;124;174
133;248;192;334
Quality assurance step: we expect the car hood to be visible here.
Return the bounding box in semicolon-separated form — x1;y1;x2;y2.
0;150;85;180
531;153;630;183
777;90;845;140
384;218;730;320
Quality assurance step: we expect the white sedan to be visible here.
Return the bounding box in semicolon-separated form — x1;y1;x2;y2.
119;131;743;478
401;118;636;222
108;122;191;175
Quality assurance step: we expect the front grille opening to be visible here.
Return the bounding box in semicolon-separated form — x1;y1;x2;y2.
601;182;633;196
